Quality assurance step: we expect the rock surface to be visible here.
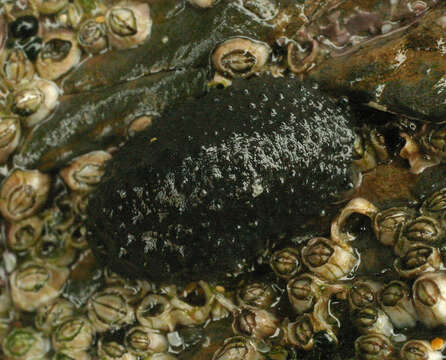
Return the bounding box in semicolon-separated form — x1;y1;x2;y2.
308;2;446;122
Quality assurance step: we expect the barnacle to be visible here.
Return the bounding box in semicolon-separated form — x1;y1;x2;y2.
36;29;81;80
2;327;50;360
124;326;168;356
35;298;76;334
60;151;111;193
78;18;108;54
0;169;50;222
87;287;135;332
10;261;69;312
9;79;59;127
347;279;382;312
106;2;152;49
400;340;443;360
52;316;95;352
412;271;446;328
0;116;21;164
0;48;34;89
378;280;417;329
354;333;394;360
270;247;301;280
212;37;271;78
301;237;357;281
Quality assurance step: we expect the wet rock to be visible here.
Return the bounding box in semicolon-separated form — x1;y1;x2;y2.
62;1;273;94
14;68;208;171
307;2;446;122
86;75;356;284
413;164;446;200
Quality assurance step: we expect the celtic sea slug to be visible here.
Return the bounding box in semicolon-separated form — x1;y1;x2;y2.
86;76;356;284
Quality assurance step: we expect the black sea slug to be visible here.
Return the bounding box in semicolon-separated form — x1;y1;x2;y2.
86;76;356;283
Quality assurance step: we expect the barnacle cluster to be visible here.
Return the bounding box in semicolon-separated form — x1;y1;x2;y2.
3;174;446;359
0;0;153;167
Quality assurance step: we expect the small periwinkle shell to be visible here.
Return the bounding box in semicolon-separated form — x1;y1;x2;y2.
0;116;21;164
212;37;271;78
60;150;111;193
9;261;69;312
36;29;81;80
301;237;357;281
106;2;152;49
9;79;59;127
0;169;51;222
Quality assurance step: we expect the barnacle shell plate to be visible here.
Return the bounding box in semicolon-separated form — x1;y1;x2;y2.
10;261;69;312
106;2;152;50
0;116;21;164
36;29;82;81
10;79;59;127
0;169;51;222
212;37;271;78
